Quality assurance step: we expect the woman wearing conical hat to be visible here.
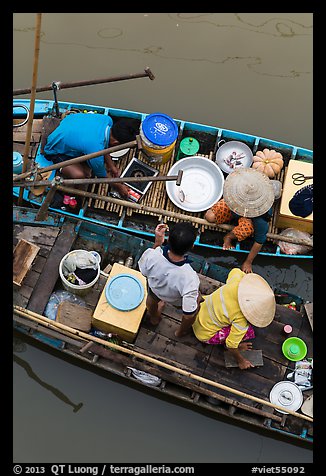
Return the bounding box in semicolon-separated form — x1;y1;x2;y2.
204;168;282;273
192;268;276;370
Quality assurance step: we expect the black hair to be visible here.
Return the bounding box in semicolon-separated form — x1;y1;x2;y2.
111;118;140;144
168;222;197;256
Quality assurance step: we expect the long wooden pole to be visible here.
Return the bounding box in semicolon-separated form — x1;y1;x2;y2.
53;185;312;248
13;173;313;247
17;13;42;205
13;171;184;187
13;67;155;96
13;305;313;422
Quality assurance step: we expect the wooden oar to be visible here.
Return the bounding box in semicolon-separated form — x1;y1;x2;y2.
17;13;42;206
50;184;312;248
13;67;155;96
13;305;313;422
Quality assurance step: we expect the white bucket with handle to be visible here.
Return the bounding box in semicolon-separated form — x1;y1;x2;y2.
59;249;100;296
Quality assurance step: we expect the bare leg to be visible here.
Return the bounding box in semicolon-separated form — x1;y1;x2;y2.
60;164;91;210
146;295;165;325
61;163;90;178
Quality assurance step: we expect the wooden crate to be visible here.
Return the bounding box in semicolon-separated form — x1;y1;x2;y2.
276;160;313;233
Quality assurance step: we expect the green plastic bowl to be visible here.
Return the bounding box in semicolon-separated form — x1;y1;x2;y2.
282;337;307;361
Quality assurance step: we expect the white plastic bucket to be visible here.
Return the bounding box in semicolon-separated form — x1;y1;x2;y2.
59;250;100;296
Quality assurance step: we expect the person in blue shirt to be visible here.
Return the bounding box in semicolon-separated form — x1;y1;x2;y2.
43;112;139;198
204;168;281;273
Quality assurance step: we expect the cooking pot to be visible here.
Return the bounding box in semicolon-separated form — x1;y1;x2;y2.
215;140;253;174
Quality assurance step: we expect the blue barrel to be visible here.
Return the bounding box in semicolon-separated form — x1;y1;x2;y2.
141;112;178;147
140;113;178;164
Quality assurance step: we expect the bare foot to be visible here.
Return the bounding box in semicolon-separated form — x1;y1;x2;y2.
223;233;235;250
149;318;161;326
174;329;187;338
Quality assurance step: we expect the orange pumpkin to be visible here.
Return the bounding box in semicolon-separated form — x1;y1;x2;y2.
252;148;284;178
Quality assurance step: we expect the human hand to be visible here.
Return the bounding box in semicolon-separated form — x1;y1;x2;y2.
112;183;129;198
241;261;253;274
154;223;169;246
239;359;255;370
110;165;120;178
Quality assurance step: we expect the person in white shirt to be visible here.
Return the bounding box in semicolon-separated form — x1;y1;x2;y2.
138;222;201;338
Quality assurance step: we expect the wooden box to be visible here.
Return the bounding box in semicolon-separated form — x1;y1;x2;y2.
92;263;147;343
276;159;313;233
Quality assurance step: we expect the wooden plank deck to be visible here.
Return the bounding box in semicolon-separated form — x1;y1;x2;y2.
27;222;78;315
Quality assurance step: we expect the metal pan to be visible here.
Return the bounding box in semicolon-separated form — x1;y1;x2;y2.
166;156;224;212
215;140;253;174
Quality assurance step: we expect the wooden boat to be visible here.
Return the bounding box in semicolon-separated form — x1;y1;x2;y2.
13;205;313;445
13;98;313;260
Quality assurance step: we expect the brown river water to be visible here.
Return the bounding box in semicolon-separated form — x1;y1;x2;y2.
13;13;313;464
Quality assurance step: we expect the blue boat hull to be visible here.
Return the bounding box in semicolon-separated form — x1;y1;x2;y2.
13;98;313;259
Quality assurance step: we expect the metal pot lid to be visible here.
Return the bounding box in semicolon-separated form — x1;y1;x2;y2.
269;381;303;414
166;156;225;212
105;274;144;311
215;140;253;174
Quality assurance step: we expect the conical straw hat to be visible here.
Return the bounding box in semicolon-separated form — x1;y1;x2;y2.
301;394;313;417
238;273;276;327
223;168;274;217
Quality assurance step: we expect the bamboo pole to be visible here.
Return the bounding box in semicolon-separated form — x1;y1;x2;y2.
13;67;155;96
12;140;139;182
17;13;42;206
35;184;58;221
13;305;313;422
52;185;313;248
13;171;184;188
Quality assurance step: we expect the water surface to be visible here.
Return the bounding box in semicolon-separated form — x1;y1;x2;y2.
13;12;313;464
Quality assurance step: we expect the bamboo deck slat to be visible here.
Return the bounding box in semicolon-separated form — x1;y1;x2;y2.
80;147;289;237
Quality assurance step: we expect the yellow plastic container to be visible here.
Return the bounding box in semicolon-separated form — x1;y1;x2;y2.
141;139;176;165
